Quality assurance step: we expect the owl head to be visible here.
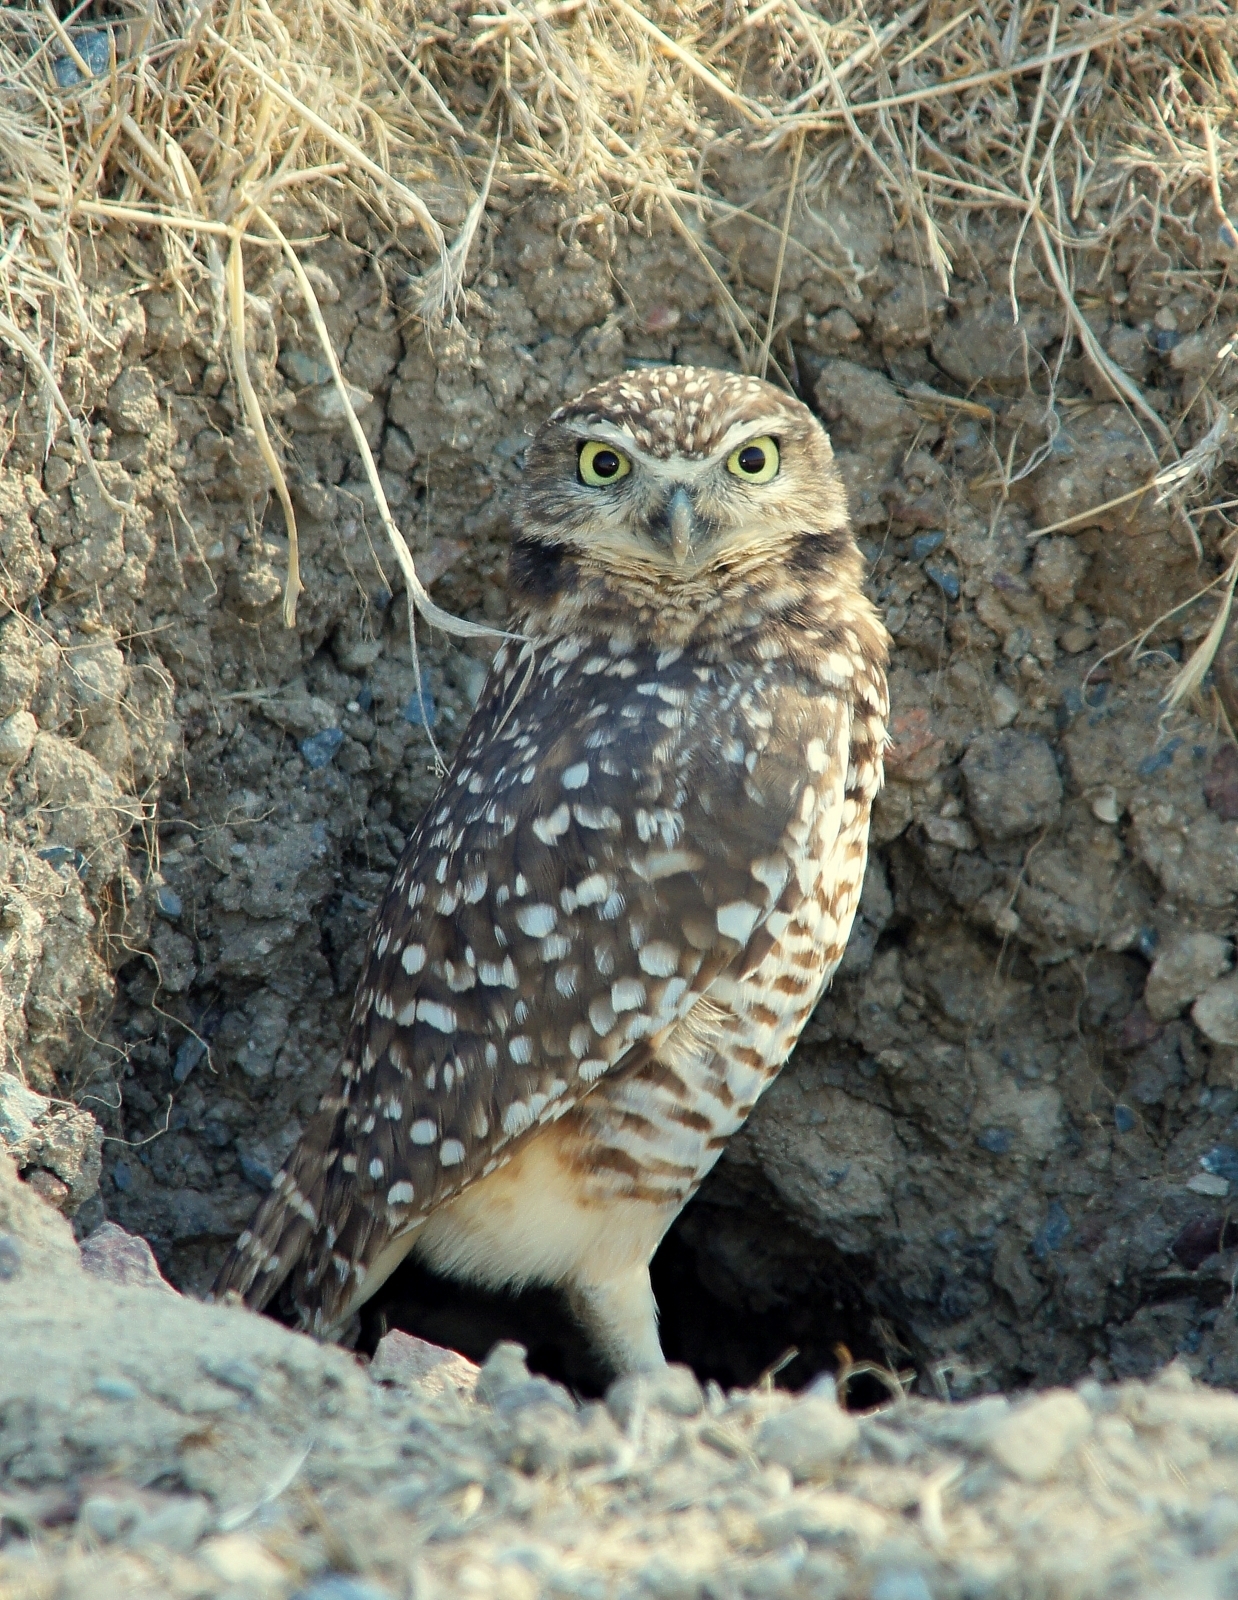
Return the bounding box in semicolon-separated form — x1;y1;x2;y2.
510;366;855;624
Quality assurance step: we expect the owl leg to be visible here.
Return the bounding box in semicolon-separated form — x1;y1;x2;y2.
569;1263;666;1375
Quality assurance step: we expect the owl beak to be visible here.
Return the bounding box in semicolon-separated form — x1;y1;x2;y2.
666;486;695;566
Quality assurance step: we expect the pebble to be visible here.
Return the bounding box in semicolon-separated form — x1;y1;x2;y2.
912;1395;1009;1451
1200;1146;1238;1183
93;1376;139;1401
0;710;37;769
199;1532;288;1588
52;29;113;86
1032;1200;1071;1258
369;1329;478;1397
154;884;184;920
475;1342;574;1416
871;1569;934;1600
129;1495;212;1553
0;1234;20;1280
961;730;1062;837
79;1494;143;1543
755;1395;861;1482
924;562;960;601
291;1579;395;1600
986;1390;1092;1482
757;1490;886;1547
1144;933;1232;1022
80;1222;176;1293
300;727;345;770
1193;974;1238;1045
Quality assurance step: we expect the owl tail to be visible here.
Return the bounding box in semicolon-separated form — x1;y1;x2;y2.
209;1123;333;1314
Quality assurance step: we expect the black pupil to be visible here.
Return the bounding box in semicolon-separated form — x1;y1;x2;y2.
590;449;621;479
738;444;766;474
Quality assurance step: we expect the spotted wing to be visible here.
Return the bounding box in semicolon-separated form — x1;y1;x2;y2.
211;635;853;1329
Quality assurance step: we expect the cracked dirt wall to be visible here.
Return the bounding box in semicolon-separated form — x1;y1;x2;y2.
2;142;1238;1397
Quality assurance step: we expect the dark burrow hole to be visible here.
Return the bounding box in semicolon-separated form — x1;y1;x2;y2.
358;1169;904;1408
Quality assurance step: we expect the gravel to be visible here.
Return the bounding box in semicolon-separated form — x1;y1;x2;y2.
8;1153;1238;1599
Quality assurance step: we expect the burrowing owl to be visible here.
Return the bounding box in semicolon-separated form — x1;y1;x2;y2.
212;366;889;1375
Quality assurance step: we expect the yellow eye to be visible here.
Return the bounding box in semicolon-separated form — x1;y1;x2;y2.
578;440;632;486
726;436;780;482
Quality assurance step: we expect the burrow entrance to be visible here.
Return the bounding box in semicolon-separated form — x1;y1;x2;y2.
358;1169;910;1404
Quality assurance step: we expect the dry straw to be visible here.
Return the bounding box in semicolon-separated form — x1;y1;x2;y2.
1;0;1237;709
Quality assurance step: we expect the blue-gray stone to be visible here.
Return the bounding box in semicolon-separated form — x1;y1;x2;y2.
279;350;334;387
1137;926;1159;959
0;1236;20;1281
112;1162;133;1193
871;1569;934;1600
977;1127;1013;1155
1114;1105;1137;1134
1202;1146;1238;1184
94;1376;138;1402
291;1580;394;1600
1032;1201;1071;1259
239;1152;274;1191
154;885;183;920
37;845;74;870
173;1035;207;1084
356;684;373;712
52;29;111;86
401;673;437;730
1137;737;1182;777
925;563;960;600
911;532;945;561
300;727;344;769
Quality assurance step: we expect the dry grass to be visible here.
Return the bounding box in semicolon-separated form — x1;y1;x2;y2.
2;0;1238;701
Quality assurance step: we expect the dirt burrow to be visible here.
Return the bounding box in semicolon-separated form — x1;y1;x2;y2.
2;159;1238;1396
6;1149;1238;1600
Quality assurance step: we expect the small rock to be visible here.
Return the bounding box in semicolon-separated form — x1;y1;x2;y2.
369;1329;478;1397
291;1580;395;1600
105;367;161;435
1194;974;1238;1045
1187;1173;1230;1198
871;1569;934;1600
154;884;184;920
754;1394;861;1482
52;27;111;86
475;1341;574;1415
912;1395;1010;1450
1031;537;1089;614
199;1533;288;1588
0;1234;21;1279
1203;745;1238;820
129;1495;212;1553
986;1389;1091;1482
1145;933;1233;1022
757;1490;886;1547
94;1376;139;1400
0;709;37;769
962;730;1062;837
606;1364;704;1428
80;1221;176;1293
79;1493;143;1543
300;727;344;770
1090;786;1120;823
1201;1146;1238;1184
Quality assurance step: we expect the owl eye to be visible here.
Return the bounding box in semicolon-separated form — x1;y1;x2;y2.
578;441;632;486
726;436;780;482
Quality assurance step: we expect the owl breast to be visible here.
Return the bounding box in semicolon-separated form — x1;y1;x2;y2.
407;625;880;1299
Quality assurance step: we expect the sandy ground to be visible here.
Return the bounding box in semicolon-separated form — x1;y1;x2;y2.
5;1151;1238;1600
